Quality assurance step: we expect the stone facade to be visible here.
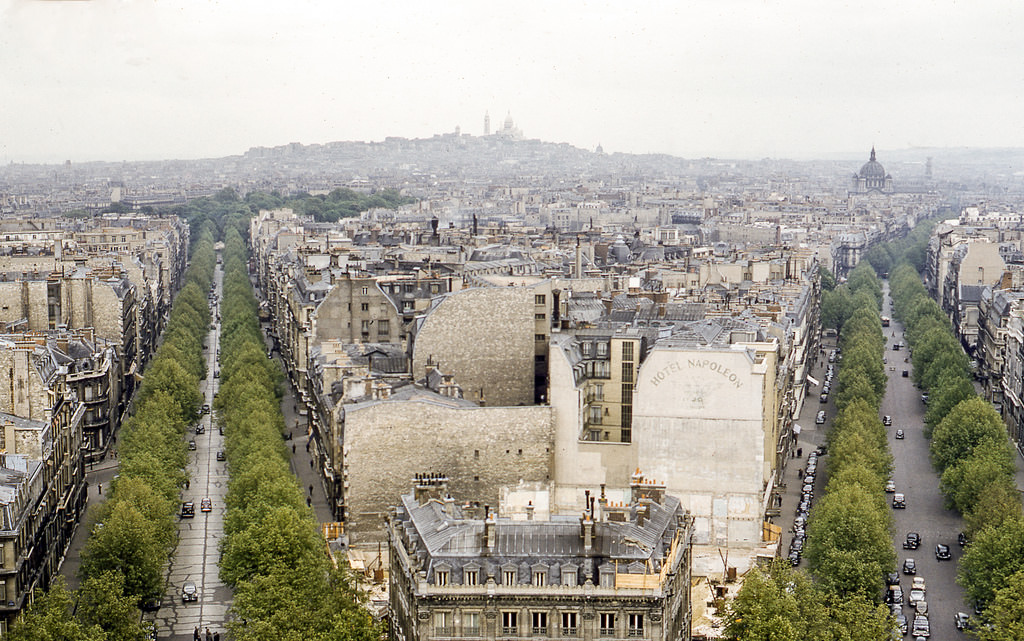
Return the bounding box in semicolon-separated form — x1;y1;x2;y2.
388;476;693;641
343;392;554;543
0;341;86;632
412;285;548;407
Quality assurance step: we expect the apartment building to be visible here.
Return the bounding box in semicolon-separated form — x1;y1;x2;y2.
389;473;692;641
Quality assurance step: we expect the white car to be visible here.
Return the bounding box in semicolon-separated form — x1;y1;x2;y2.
912;576;926;591
885;479;896;493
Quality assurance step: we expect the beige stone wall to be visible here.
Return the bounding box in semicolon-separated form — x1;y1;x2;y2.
344;399;554;544
412;287;536;407
313;277;401;345
0;281;49;331
0;349;50;421
632;346;772;548
548;340;637;514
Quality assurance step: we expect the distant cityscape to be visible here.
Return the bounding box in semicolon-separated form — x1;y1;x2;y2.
0;130;1022;638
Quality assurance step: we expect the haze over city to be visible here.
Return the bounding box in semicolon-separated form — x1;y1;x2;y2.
4;0;1024;163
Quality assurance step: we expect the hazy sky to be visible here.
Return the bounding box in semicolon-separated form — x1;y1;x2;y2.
3;0;1023;163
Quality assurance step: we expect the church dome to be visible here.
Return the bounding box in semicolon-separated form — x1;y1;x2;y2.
858;147;886;179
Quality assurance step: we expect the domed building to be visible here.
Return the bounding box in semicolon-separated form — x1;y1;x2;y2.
851;147;894;193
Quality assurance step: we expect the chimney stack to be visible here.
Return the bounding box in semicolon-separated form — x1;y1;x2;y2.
484;506;497;551
582;513;594;552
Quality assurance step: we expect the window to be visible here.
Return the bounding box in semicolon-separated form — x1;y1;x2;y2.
599;613;616;636
361;287;369;295
502;611;518;636
597;342;608;357
431;284;440;294
535;313;546;320
535;354;546;363
464;612;481;637
531;611;548;635
562;566;578;586
562;612;579;636
503;568;517;586
378;319;390;335
622;341;634;361
536;334;546;341
464;568;479;586
628;614;644;637
599;568;615;588
587;429;602;441
589;406;603;424
582;342;592;356
622;362;634;383
435;570;449;586
621;383;633;404
434;611;452;636
361;302;369;311
535;294;546;305
594;383;604;400
532;568;547;586
361;320;372;333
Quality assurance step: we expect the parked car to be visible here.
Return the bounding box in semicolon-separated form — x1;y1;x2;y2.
921;393;929;404
216;450;225;461
182;582;198;603
892;493;906;509
883;415;892;426
902;369;909;377
181;501;195;518
894;613;908;635
885;479;896;493
959;531;968;546
912;615;930;637
935;544;951;560
820;393;829;403
954;612;971;630
816;410;826;425
886;585;904;605
903;558;917;575
886;572;901;586
188;440;197;451
195;424;205;435
903;532;920;550
895;429;905;439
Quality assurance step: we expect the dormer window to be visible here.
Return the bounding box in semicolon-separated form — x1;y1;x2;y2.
501;564;518;586
531;563;548;586
434;562;451;586
464;567;479;586
561;564;578;587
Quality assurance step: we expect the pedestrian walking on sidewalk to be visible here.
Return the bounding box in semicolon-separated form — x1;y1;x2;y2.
307;496;312;507
214;633;220;641
206;628;212;641
194;627;200;641
292;443;296;454
309;484;313;496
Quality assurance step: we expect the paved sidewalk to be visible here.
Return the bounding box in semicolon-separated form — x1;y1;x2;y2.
59;457;120;590
262;332;334;525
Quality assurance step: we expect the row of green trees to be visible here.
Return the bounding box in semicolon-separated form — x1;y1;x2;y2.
8;229;217;639
889;261;1024;638
166;186;416;228
215;227;379;640
724;263;896;638
807;263;895;603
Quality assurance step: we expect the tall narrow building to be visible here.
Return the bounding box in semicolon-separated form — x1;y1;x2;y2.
484;110;490;136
